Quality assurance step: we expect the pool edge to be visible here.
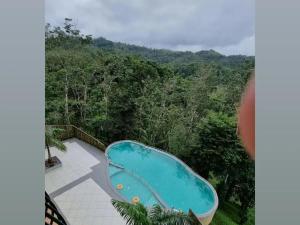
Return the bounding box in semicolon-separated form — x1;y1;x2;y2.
104;140;219;223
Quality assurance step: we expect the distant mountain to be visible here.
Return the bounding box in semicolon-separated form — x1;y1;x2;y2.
93;37;254;69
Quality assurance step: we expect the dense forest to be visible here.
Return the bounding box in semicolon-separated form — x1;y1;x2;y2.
46;19;254;225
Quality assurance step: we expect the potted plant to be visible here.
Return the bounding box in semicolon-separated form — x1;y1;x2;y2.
45;127;66;170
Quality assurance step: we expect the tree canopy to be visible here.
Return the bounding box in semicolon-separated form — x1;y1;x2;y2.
46;18;254;224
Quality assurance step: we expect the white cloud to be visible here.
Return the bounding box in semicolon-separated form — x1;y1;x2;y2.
46;0;255;55
214;35;255;56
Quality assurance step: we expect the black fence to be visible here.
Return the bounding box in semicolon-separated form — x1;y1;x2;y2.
45;192;68;225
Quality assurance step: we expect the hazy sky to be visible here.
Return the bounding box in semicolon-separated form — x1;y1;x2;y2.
46;0;255;56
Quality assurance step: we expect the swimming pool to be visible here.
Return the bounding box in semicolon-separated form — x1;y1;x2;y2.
105;140;218;222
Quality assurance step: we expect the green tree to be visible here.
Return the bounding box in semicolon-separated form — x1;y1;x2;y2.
187;111;240;179
186;111;253;223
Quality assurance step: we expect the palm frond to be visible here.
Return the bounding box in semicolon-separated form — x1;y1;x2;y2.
150;206;195;225
45;127;66;152
111;199;151;225
111;200;202;225
51;128;65;137
51;138;67;151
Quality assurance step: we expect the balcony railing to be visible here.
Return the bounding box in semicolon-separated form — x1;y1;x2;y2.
45;192;68;225
46;125;106;151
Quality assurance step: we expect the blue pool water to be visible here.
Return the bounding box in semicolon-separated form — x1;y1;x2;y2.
110;170;159;206
107;141;217;215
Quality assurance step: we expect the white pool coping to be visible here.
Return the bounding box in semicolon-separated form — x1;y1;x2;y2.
105;140;219;219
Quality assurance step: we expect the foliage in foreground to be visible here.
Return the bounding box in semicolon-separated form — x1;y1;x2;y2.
111;199;201;225
112;199;255;225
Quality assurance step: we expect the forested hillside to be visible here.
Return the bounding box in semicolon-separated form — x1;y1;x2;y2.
94;37;254;77
46;19;254;224
93;37;254;64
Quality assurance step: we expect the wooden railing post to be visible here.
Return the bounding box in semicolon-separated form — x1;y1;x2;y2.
46;124;106;152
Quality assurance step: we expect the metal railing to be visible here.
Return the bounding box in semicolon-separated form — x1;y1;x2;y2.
45;192;68;225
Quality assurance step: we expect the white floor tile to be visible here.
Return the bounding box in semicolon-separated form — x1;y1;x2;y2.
54;179;126;225
45;139;100;193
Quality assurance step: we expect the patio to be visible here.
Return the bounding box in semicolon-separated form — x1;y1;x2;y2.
45;138;126;225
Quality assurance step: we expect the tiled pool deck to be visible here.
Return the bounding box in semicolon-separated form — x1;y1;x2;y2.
45;138;126;225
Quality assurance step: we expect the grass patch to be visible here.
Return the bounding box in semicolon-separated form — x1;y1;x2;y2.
211;209;238;225
211;202;240;225
210;202;254;225
208;174;254;225
244;207;255;225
